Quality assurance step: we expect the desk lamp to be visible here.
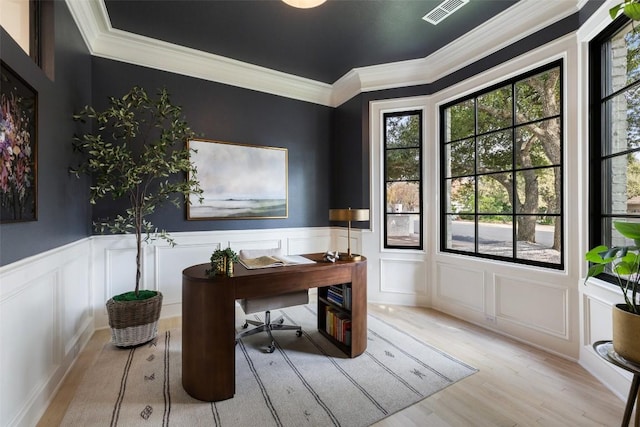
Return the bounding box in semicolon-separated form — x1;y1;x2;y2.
329;207;369;261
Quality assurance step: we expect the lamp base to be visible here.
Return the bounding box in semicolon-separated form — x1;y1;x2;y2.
337;252;363;262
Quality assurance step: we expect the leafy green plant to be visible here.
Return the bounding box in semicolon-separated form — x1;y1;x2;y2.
71;86;203;297
585;221;640;314
610;0;640;21
206;248;238;276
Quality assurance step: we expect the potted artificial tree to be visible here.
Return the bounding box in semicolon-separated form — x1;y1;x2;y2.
586;221;640;363
71;86;202;347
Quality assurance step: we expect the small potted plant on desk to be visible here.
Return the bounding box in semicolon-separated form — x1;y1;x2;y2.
207;248;239;276
586;221;640;363
71;86;203;347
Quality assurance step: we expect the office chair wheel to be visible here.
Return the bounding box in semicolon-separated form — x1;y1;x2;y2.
242;322;249;329
296;330;303;337
277;318;284;324
267;343;276;353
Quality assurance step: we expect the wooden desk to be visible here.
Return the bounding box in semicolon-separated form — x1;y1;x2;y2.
181;253;367;402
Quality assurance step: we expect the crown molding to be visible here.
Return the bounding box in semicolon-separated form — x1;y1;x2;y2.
66;0;580;108
64;0;333;106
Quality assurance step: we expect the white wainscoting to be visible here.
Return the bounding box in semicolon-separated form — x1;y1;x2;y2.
432;256;578;359
0;239;93;427
92;227;334;328
0;226;335;427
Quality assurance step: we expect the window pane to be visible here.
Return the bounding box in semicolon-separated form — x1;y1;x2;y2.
478;174;512;214
386;182;419;213
602;153;640;214
0;0;30;55
384;110;422;250
515;68;561;123
516;167;560;214
603;87;640;155
441;61;562;267
445;138;475;177
445;177;475;214
386;148;419;181
516;216;561;264
445;215;475;252
606;23;640;96
515;119;561;168
477;130;512;172
386;114;420;148
386;214;420;247
478;215;513;257
477;86;512;134
444;100;475;142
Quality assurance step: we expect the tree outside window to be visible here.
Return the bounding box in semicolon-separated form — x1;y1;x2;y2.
441;61;563;268
384;111;423;249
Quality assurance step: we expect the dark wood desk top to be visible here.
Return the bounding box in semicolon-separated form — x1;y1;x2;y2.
182;253;367;299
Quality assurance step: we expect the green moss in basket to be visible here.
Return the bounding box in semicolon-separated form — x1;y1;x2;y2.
113;290;158;302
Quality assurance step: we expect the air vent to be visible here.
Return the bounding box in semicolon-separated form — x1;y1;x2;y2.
422;0;470;25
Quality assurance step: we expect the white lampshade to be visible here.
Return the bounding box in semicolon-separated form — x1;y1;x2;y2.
282;0;327;9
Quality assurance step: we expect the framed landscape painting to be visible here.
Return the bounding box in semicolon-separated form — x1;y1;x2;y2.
187;139;288;219
0;61;37;223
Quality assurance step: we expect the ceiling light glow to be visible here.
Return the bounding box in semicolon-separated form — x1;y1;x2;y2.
282;0;327;9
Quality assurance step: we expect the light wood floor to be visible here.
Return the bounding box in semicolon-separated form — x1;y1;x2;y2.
38;304;625;427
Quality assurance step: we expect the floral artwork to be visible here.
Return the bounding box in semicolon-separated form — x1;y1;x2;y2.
0;62;37;222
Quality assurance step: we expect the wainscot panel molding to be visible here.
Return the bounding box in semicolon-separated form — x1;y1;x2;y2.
495;275;569;339
0;239;93;427
92;227;336;328
433;256;578;360
0;227;339;427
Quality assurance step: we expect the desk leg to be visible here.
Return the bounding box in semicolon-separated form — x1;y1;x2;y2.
182;277;235;401
623;374;640;427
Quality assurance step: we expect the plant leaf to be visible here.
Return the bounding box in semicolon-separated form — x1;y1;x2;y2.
624;2;640;20
614;221;640;240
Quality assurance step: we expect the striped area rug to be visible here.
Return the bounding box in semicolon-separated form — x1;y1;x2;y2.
61;304;477;427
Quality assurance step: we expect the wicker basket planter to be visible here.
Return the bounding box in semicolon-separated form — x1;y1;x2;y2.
106;292;163;347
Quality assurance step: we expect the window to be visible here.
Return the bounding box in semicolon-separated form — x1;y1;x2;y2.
1;0;31;55
0;0;53;77
383;110;423;249
440;60;563;268
590;19;640;258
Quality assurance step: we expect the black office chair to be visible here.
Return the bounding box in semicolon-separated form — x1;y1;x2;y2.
235;249;307;353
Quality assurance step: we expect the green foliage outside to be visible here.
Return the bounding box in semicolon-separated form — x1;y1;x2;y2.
444;66;562;250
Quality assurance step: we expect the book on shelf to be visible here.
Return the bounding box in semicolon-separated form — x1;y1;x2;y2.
239;254;316;270
325;306;352;346
326;284;351;309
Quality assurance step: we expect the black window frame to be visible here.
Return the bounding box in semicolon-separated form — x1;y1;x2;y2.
383;109;424;250
588;15;638;281
439;59;564;269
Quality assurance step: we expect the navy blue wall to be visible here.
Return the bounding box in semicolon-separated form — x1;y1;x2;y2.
0;4;92;266
90;58;333;233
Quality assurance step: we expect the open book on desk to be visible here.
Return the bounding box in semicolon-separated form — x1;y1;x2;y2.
239;254;316;270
